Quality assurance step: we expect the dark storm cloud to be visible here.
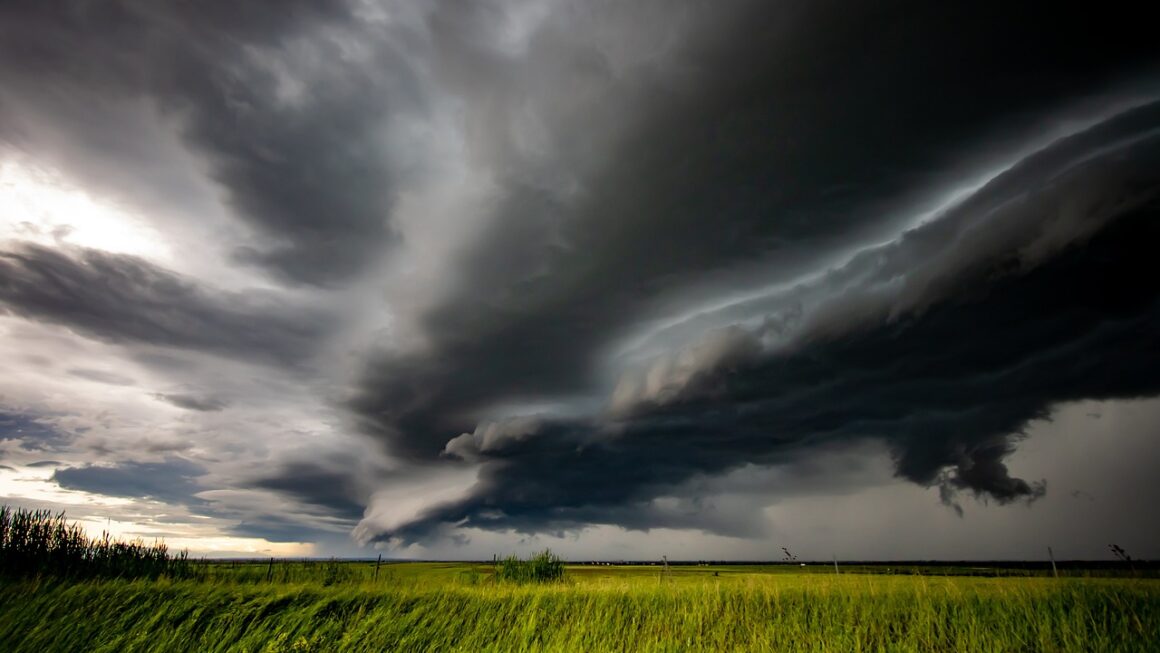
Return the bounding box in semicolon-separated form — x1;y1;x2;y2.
250;461;368;522
0;243;326;366
153;393;229;413
51;456;365;543
370;113;1160;542
52;458;207;505
0;411;72;452
217;456;381;542
351;0;1160;462
348;0;1160;459
0;0;418;285
226;517;344;544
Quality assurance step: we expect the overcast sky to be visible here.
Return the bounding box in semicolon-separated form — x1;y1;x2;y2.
1;1;1159;560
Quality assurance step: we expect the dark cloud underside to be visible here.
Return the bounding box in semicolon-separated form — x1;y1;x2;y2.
0;243;325;366
52;458;207;505
372;131;1160;541
153;394;229;412
0;411;72;453
251;462;368;522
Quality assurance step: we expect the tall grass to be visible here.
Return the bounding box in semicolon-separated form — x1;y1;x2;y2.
2;515;1156;651
0;505;191;580
495;549;566;583
1;574;1156;652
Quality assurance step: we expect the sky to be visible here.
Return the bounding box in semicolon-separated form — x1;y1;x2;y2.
1;1;1159;561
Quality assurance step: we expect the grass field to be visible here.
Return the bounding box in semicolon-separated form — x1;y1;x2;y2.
2;562;1157;652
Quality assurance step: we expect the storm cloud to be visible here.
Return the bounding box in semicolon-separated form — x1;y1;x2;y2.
349;2;1160;457
0;0;420;285
393;189;1160;540
0;411;72;453
1;0;1159;557
0;243;327;366
52;458;208;506
343;3;1160;542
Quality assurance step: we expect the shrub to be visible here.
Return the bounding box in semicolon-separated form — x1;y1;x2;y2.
496;549;565;583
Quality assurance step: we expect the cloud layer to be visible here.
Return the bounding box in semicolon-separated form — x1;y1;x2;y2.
1;0;1159;556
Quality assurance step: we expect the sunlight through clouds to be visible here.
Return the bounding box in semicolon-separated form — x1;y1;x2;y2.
0;158;172;262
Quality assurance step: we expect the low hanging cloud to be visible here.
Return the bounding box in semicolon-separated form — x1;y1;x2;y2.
363;105;1160;544
346;2;1160;545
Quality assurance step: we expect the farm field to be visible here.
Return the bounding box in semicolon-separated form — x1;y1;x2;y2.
2;562;1157;652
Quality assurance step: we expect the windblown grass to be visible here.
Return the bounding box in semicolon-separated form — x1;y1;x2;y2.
2;507;1155;651
1;570;1156;651
495;549;566;583
0;505;190;580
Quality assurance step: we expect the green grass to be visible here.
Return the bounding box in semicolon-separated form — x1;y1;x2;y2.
2;565;1157;652
0;506;189;580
